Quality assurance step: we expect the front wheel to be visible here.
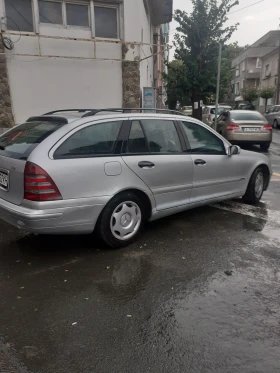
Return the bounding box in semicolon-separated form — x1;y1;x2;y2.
260;142;270;151
242;167;265;205
97;192;146;248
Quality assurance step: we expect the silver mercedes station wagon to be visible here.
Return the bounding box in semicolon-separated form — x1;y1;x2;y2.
0;109;272;248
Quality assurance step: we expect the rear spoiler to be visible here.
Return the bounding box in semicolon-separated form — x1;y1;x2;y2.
26;116;68;124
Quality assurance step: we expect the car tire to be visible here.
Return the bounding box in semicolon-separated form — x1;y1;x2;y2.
97;192;147;248
273;120;279;129
260;142;270;151
242;167;265;205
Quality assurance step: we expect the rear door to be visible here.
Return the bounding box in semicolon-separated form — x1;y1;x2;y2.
0;121;63;205
121;118;194;211
179;120;246;203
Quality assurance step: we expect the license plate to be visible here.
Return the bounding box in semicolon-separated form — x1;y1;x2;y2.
0;171;9;190
242;127;260;132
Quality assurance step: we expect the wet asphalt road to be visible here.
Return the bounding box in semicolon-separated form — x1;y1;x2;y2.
1;132;280;373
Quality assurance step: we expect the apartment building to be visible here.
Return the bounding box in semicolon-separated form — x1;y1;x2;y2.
231;31;280;108
0;0;172;126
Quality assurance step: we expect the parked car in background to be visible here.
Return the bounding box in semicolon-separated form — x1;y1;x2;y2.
182;106;193;116
0;109;271;248
237;103;255;110
217;110;272;151
264;105;280;128
202;105;232;124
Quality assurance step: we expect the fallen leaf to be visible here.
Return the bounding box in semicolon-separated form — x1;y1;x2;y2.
6;343;11;348
16;260;20;263
106;266;110;270
65;270;69;272
182;256;186;260
224;270;233;276
34;308;38;312
64;280;67;282
72;322;77;326
20;286;25;289
17;296;22;300
127;315;132;318
84;297;89;301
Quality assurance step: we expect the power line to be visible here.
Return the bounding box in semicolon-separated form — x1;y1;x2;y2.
228;0;265;15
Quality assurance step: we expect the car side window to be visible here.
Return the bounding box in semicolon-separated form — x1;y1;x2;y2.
274;106;280;112
181;121;225;155
127;121;149;153
54;120;122;159
141;119;182;153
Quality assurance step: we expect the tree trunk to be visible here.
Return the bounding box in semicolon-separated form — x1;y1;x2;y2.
265;98;268;113
192;93;202;121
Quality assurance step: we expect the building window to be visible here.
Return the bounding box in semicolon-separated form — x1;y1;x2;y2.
256;58;262;68
235;82;240;95
242;60;246;72
242;79;245;89
39;1;63;24
36;0;119;38
94;6;118;38
5;0;34;32
236;65;240;77
66;4;89;27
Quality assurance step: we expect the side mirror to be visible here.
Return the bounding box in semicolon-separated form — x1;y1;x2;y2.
228;145;241;156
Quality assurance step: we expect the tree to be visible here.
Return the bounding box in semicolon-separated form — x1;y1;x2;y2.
163;60;189;110
173;0;239;119
259;86;276;112
241;86;259;104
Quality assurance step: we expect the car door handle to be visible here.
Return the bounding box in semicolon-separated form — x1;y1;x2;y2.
194;159;206;166
138;161;155;169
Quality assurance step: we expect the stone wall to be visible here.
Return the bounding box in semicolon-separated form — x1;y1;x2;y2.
0;42;14;128
122;60;141;108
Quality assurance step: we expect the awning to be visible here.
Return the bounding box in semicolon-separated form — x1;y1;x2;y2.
235;96;243;102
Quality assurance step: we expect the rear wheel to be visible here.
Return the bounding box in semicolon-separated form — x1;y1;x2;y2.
242;167;265;205
260;142;270;151
273;120;279;129
97;192;147;248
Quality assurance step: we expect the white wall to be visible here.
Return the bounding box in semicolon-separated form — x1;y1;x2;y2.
3;0;155;122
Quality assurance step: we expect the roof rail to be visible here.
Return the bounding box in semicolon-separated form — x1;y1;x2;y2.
43;108;186;117
81;108;186;117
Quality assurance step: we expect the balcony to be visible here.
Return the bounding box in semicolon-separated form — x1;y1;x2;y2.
246;69;261;79
150;0;173;25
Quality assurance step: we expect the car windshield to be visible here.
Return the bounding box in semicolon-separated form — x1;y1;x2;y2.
0;121;63;160
231;112;264;121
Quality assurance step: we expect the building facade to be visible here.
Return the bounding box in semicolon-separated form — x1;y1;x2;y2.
231;31;280;110
0;0;172;126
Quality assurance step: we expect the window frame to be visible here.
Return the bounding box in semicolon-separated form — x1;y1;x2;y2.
51;119;126;160
3;0;36;34
34;0;120;38
121;119;187;156
179;120;227;156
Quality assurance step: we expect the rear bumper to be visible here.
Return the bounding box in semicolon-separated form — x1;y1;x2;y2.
227;132;272;143
0;197;107;234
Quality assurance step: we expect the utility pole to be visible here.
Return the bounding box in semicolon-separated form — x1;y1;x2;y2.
276;29;280;105
214;43;222;131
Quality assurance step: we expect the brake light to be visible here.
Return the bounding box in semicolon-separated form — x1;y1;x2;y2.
24;162;62;201
227;123;240;131
263;124;272;131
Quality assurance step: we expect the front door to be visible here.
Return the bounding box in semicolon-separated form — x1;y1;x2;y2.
179;120;246;204
122;119;194;211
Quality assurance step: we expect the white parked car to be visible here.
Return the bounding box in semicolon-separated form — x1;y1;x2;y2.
202;105;232;124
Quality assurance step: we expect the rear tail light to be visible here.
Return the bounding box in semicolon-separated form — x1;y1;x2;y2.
227;123;240;131
263;124;272;131
24;162;62;201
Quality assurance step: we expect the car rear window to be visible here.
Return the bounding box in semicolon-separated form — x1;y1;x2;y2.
210;107;229;115
231;112;264;121
0;121;63;160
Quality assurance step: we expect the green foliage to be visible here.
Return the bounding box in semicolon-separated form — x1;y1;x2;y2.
241;86;259;103
173;0;239;112
259;86;276;100
163;60;189;110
